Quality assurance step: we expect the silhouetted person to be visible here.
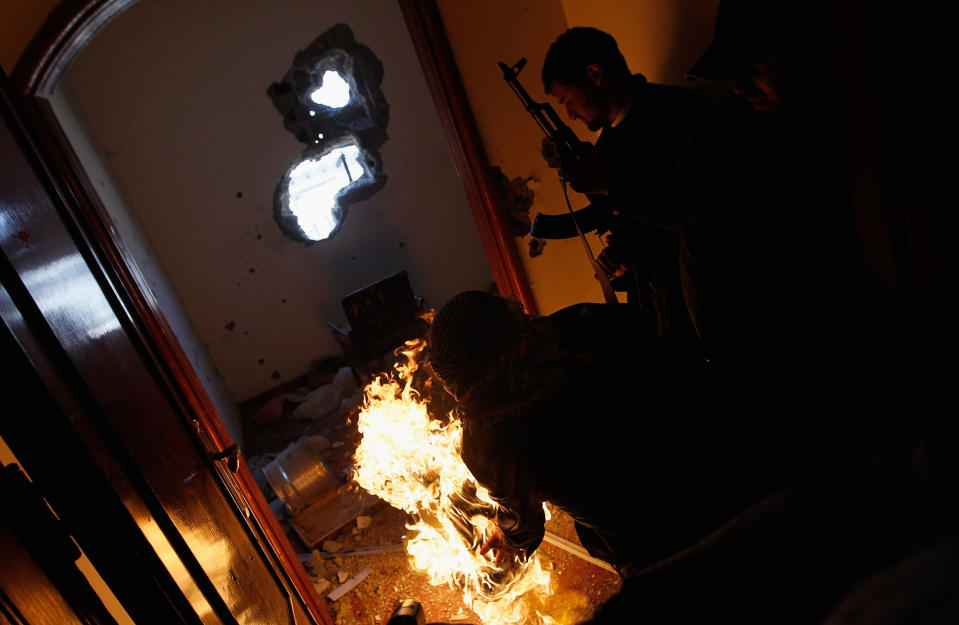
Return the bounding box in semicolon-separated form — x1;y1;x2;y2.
540;27;706;345
676;0;861;374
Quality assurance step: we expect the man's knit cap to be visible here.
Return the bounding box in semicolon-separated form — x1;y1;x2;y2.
428;291;520;389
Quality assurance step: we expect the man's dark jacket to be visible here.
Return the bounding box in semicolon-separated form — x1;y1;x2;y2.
591;75;706;344
456;303;884;569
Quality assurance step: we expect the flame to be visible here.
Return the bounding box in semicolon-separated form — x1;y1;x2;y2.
352;338;558;625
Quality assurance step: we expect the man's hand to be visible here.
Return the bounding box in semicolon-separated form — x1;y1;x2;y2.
597;235;629;280
541;138;611;195
479;526;524;567
541;137;563;169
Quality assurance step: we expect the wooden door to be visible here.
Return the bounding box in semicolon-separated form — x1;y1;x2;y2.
0;70;326;624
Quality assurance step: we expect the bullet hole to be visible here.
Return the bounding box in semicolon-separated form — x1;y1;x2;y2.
256;234;262;240
258;358;265;365
225;321;235;331
398;241;405;248
236;191;243;198
15;230;29;243
236;282;241;287
271;371;281;380
281;298;287;304
249;268;255;273
351;256;357;260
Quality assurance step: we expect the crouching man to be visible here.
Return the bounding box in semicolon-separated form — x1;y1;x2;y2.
427;291;867;574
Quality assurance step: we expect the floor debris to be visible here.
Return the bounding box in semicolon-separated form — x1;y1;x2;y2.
314;544;404;559
242;364;622;625
328;567;371;601
323;539;344;552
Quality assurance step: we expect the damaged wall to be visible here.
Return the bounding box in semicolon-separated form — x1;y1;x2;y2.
58;0;494;403
3;0;724;405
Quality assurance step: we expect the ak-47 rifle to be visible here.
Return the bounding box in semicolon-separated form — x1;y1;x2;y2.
498;58;618;304
497;58;610;240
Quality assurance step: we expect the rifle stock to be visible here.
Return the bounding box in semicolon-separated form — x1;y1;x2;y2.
530;204;607;239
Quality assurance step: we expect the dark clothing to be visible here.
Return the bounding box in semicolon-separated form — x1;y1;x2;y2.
456;303;889;569
582;412;959;625
593;75;707;345
674;94;858;371
598;76;706;232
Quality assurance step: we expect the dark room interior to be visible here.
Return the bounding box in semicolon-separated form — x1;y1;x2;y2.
1;1;956;624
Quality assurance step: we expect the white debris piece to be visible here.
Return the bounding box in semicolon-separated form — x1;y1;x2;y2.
332;366;358;397
337;570;350;583
322;540;343;553
313;578;331;593
305;434;330;453
292;384;341;420
331;441;345;448
327;568;371;602
356;515;372;530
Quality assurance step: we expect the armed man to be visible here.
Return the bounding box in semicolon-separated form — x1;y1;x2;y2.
537;27;706;344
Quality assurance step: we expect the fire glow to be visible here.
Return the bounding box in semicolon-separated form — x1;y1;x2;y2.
351;338;557;625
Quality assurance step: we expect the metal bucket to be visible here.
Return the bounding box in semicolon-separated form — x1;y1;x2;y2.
263;435;339;516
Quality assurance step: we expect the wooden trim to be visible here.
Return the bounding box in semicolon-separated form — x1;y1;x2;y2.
399;0;538;314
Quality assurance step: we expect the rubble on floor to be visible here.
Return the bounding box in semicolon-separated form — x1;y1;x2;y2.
243;364;622;625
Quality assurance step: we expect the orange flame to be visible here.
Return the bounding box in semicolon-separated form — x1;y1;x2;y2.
352;338;556;625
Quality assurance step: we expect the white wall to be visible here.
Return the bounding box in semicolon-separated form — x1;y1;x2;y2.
63;0;493;403
50;76;244;446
